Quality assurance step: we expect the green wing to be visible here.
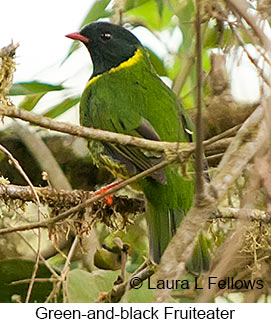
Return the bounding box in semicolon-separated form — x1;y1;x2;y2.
103;117;166;183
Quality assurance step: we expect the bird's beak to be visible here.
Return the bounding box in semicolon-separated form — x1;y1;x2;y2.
65;32;89;43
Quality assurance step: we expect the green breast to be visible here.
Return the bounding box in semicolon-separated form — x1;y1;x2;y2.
80;47;187;141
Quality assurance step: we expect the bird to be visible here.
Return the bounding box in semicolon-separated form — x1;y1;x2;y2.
66;22;207;267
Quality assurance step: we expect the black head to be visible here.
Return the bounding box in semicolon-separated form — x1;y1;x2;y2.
66;22;142;77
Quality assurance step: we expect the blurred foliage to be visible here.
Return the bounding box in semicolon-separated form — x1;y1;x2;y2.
43;97;80;118
0;259;55;302
67;269;119;302
10;81;65;96
9;81;79;115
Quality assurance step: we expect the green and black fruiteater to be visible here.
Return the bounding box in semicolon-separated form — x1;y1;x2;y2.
66;22;208;267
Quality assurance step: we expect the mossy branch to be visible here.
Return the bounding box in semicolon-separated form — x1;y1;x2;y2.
1;182;270;237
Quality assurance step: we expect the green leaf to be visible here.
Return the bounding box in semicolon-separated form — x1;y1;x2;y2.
80;0;111;28
67;269;119;302
124;0;150;11
94;248;122;271
168;56;182;80
180;82;194;109
0;259;53;302
125;278;154;302
203;25;234;50
146;48;167;76
203;27;217;49
155;0;164;17
127;0;173;30
10;81;65;96
18;93;45;111
43;97;80;119
202;49;210;72
178;1;195;53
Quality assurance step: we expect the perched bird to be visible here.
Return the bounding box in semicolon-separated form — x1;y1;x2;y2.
66;22;204;266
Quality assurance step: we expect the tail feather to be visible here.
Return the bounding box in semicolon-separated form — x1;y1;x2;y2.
146;200;181;263
186;231;211;274
148;201;211;271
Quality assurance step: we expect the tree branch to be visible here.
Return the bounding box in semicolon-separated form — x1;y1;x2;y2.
0;103;185;153
2;184;270;223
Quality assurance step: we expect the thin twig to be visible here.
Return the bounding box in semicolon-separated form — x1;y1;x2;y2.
15;231;59;279
203;124;240;147
195;0;205;203
215;207;271;222
44;237;79;303
229;23;270;87
61;237;79;302
10;278;57;285
226;0;271;55
25;230;41;303
0;144;40;205
62;237;78;276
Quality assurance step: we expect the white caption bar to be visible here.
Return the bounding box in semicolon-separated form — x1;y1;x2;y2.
1;303;269;322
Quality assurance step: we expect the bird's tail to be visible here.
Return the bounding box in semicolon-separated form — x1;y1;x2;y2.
146;199;178;264
147;199;210;272
145;195;210;274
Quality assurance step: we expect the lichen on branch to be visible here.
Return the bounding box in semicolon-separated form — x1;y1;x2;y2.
0;43;19;106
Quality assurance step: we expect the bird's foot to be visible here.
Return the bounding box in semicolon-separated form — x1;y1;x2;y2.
94;181;123;205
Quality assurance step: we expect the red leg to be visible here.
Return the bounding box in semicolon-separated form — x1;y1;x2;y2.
94;181;123;205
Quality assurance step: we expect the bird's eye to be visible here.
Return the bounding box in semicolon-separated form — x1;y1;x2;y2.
100;32;112;41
